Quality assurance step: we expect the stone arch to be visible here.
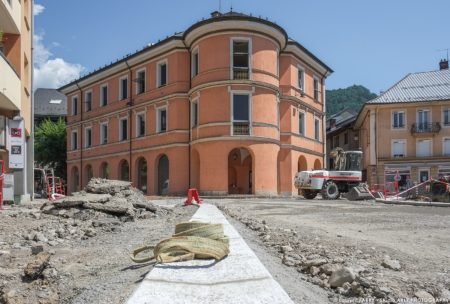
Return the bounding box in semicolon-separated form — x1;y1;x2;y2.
156;154;169;195
136;157;147;193
314;159;322;170
228;147;253;194
100;162;110;179
71;166;80;193
298;155;308;172
118;159;130;181
84;164;93;185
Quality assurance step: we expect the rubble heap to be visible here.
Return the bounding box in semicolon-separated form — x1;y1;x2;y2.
41;178;166;219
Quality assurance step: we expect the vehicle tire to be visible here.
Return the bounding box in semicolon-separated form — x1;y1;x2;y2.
321;180;340;200
301;190;317;199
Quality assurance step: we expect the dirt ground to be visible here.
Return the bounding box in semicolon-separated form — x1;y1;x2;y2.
0;200;197;304
1;196;449;304
214;198;450;304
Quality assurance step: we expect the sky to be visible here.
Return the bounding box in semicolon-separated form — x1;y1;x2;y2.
33;0;450;94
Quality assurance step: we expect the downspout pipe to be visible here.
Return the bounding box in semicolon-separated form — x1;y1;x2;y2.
125;61;133;183
183;41;191;189
320;73;327;169
30;0;35;200
75;82;83;188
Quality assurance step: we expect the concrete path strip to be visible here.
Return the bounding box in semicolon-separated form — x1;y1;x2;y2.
127;203;294;304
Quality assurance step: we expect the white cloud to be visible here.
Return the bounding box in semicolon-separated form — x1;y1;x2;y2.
33;4;45;16
33;33;84;89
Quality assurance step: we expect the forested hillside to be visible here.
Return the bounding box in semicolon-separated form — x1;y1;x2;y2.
326;85;377;116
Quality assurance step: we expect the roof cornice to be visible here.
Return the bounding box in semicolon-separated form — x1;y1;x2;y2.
283;41;333;76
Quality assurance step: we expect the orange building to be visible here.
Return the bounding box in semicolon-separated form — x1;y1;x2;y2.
60;11;332;196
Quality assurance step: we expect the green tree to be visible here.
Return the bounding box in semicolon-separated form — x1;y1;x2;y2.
326;85;377;116
34;118;67;179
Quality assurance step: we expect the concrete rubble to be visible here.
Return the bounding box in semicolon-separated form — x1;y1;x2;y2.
41;178;168;219
0;179;197;304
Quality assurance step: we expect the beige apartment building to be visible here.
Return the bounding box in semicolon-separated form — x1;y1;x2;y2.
0;0;33;202
355;61;450;191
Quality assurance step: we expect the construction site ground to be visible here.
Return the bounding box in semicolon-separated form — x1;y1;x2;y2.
214;198;450;303
0;199;198;304
1;195;449;303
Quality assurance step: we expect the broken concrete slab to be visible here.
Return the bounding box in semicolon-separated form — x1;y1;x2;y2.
85;178;132;194
24;252;50;280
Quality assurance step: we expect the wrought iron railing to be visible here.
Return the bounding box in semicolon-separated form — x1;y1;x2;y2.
233;67;249;80
410;122;441;134
233;122;250;135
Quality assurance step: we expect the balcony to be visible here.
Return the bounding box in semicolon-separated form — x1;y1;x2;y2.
0;0;21;34
0;51;20;111
233;67;249;80
410;122;441;135
233;122;250;135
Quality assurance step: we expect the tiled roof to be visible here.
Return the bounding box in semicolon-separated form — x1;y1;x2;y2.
34;88;67;116
367;69;450;104
326;108;357;132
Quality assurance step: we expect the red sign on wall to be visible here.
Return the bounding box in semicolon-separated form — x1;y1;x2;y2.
11;128;22;138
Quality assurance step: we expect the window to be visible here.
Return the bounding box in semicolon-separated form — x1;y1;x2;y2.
385;169;411;191
392;140;406;157
136;69;146;94
71;131;78;150
313;77;320;101
299;111;305;136
71;96;78;116
334;136;339;148
120;118;128;141
314;118;320;141
438;167;450;178
416;139;432;157
157;107;167;133
417;109;430;130
136;113;146;137
344;132;348;145
232;39;250;80
100;84;108;106
443;138;450;156
191;100;199;127
192;48;199;77
298;67;305;92
120;76;128;100
85;91;92;112
157;60;168;87
392;111;405;129
443;108;450;126
232;94;250;135
85;128;92;148
100;122;108;145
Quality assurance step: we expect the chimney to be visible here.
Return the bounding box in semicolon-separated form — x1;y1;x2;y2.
440;59;449;70
211;11;222;18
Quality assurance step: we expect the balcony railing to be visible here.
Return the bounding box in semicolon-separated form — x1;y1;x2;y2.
0;51;20;110
233;67;249;80
233;122;250;135
0;0;21;34
410;122;441;134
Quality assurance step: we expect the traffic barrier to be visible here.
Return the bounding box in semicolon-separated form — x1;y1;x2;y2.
184;188;203;206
